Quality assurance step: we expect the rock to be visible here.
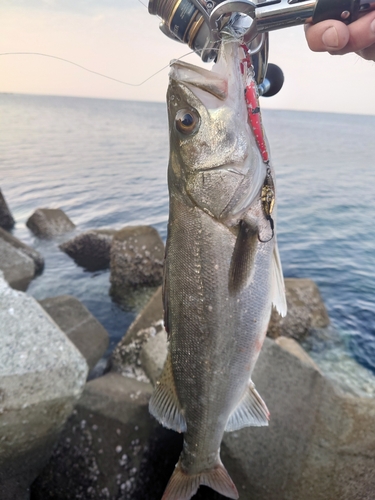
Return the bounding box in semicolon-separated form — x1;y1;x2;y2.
39;295;109;371
0;237;35;291
26;208;75;238
124;286;163;339
0;189;15;230
221;337;375;500
110;226;164;299
300;326;375;398
31;373;183;500
59;229;116;271
109;320;165;383
275;336;320;371
0;227;44;274
109;287;163;374
268;278;330;340
140;328;168;385
0;273;88;500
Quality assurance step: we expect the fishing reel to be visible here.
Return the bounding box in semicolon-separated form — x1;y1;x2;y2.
149;0;375;95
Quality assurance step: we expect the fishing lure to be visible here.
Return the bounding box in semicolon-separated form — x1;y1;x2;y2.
241;44;275;241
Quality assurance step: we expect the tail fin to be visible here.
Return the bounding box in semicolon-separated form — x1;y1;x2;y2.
162;459;239;500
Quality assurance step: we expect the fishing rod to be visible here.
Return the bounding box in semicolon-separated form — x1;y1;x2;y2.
149;0;375;95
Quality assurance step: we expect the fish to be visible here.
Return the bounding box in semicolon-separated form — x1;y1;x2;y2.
149;37;287;500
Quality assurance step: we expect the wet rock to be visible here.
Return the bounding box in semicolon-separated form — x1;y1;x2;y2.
109;286;163;374
221;337;375;500
109;320;165;383
268;278;330;340
31;373;182;500
26;208;75;238
110;226;164;300
59;229;116;271
39;295;109;371
0;227;44;274
0;272;88;500
275;336;320;371
0;189;15;230
301;326;375;398
0;237;35;291
140;328;168;385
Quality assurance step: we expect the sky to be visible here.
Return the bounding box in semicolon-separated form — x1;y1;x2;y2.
0;0;374;115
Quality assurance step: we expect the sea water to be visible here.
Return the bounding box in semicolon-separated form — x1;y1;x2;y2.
1;94;374;390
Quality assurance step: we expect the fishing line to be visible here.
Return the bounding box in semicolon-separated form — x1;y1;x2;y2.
0;51;198;87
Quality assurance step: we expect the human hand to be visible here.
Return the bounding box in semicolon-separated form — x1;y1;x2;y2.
304;12;375;61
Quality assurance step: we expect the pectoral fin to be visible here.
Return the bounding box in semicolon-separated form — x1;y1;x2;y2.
149;352;187;433
229;219;258;294
271;243;287;317
225;381;270;431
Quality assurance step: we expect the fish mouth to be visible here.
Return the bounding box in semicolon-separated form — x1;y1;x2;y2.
169;60;228;101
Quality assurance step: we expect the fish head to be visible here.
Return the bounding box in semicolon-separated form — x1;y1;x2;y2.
167;40;267;224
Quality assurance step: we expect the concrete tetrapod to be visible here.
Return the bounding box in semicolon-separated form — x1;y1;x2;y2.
0;272;88;500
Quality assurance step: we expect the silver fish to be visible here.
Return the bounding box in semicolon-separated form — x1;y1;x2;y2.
150;39;287;500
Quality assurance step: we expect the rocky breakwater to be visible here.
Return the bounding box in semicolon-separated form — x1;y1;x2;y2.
0;272;88;500
108;282;375;499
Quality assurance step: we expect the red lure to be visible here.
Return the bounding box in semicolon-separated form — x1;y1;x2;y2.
241;45;269;164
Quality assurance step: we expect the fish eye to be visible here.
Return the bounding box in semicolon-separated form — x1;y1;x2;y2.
175;109;200;135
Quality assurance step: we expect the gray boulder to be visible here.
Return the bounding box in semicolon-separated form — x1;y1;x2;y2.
31;373;182;500
0;227;44;274
268;277;330;340
0;237;35;291
39;295;109;371
0;189;15;230
221;337;375;500
26;208;75;238
60;229;116;271
109;286;163;374
140;328;168;385
0;273;88;500
110;226;164;300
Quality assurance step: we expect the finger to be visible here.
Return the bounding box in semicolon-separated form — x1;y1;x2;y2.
342;12;375;53
304;20;350;52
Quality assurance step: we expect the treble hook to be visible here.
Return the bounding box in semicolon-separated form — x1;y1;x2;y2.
258;166;275;243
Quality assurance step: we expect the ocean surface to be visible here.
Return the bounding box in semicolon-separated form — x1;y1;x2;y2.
1;93;375;391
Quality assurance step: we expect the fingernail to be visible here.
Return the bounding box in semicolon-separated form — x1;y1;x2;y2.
322;26;339;48
371;18;375;34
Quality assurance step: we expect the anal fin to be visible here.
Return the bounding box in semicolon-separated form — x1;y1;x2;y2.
225;381;270;432
149;352;186;433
